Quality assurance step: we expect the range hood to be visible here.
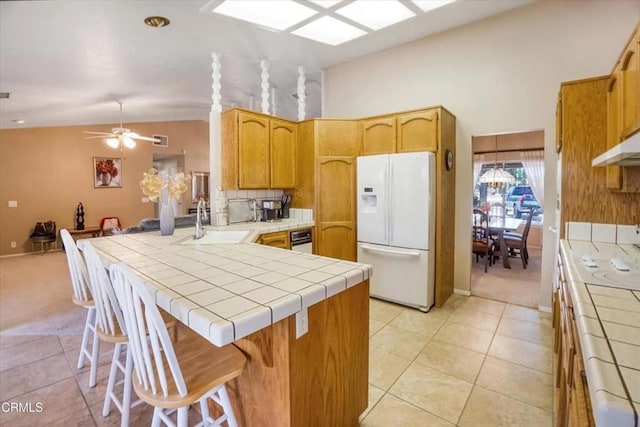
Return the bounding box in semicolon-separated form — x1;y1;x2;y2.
592;132;640;167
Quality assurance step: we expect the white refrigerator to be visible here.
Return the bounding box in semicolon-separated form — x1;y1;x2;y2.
357;152;435;312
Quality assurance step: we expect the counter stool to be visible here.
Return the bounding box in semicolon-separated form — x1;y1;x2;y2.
60;229;99;388
109;262;247;427
80;240;179;427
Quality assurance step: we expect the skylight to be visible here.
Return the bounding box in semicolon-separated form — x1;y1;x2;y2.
411;0;456;13
292;16;366;46
212;0;317;31
335;0;415;31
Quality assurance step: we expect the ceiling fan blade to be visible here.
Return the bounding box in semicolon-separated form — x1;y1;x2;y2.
131;135;160;142
83;131;113;135
85;135;111;139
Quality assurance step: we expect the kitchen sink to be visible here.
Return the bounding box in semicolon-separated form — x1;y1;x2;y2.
180;230;250;245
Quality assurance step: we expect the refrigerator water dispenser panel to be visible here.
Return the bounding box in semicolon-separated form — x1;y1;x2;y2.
361;194;378;212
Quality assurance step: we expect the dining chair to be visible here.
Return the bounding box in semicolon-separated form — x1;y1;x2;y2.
60;229;99;388
472;225;494;272
503;210;534;268
109;262;247;427
79;240;179;427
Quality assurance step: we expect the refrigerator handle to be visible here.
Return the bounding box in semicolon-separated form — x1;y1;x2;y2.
388;162;393;244
361;244;421;257
384;162;389;243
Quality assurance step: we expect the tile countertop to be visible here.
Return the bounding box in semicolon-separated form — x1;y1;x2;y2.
560;240;640;427
85;220;373;347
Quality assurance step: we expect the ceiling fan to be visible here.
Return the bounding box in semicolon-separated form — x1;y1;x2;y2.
83;102;159;149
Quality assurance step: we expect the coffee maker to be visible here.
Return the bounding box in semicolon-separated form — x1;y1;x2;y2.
261;200;282;222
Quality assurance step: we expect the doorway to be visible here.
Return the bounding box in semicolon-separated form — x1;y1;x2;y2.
152;153;186;217
470;130;544;308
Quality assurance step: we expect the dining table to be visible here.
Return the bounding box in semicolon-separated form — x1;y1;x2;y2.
487;217;522;269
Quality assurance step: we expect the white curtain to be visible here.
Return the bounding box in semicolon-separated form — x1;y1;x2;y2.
520;150;544;207
473;154;485;188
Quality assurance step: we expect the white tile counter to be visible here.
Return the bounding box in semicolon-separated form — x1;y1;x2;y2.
85;220;373;347
560;240;640;427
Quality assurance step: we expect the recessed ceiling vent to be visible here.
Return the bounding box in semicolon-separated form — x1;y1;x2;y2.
0;92;10;99
144;16;170;28
153;134;169;147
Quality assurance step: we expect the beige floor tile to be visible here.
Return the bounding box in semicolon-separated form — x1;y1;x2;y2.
360;393;454;427
0;377;89;426
448;307;501;332
0;352;74;401
496;317;552;348
433;321;495;354
460;296;506;316
88;397;155;427
458;386;552;427
360;384;385;420
369;318;386;337
0;334;49;350
58;334;84;353
46;411;96;427
0;336;63;372
476;356;553;411
389;309;447;337
370;324;430;359
369;345;412;391
503;304;552;326
488;334;553;374
75;360;116;406
369;299;405;323
439;294;467;312
415;339;485;383
389;362;473;424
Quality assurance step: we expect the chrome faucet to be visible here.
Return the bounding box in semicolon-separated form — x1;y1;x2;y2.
195;198;208;239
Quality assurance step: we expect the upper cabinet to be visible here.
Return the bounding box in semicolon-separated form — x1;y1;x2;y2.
397;110;438;153
359;108;439;156
270;118;296;188
361;117;396;155
606;74;622;189
222;109;296;189
620;27;639;139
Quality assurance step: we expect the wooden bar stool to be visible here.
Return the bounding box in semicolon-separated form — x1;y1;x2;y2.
109;262;247;427
60;229;100;388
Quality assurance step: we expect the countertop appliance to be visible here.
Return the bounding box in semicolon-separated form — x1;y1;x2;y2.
290;228;312;254
261;200;282;222
357;152;435;311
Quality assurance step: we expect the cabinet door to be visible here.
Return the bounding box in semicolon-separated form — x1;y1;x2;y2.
257;231;290;249
620;29;639;138
238;111;269;188
397;110;438;152
270;119;296;189
316;156;356;261
361;117;396;155
606;75;622;189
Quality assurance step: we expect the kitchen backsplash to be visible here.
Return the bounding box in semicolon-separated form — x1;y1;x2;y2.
565;221;640;244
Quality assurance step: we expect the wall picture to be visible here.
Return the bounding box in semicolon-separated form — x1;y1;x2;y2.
94;157;122;188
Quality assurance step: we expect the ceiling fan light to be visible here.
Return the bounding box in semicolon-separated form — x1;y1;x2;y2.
106;137;120;149
123;137;136;149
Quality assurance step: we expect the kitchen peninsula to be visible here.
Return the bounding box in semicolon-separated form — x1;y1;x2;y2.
84;222;371;427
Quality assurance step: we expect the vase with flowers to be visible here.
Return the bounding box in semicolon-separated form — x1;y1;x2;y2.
139;168;189;235
96;159;119;186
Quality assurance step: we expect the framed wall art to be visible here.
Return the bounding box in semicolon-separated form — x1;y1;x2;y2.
94;157;122;188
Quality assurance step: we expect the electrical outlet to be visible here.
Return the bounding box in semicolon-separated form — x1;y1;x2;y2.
10;241;16;248
142;197;150;203
8;200;17;208
295;308;308;339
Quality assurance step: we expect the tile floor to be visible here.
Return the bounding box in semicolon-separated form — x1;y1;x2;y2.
0;295;553;426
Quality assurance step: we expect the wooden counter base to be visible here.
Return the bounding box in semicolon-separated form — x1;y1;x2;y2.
220;280;370;427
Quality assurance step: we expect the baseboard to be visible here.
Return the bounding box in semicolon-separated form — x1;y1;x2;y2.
538;305;552;313
453;288;471;297
0;249;62;259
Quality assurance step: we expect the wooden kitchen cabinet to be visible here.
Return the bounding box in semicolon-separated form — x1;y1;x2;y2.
222;108;296;189
397;110;438;152
270;118;296;188
554;253;594;427
256;230;290;249
606;73;623;189
620;26;639;139
361;116;396;155
315;156;356;261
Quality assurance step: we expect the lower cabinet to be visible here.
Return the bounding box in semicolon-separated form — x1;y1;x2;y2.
256;230;290;250
554;254;594;427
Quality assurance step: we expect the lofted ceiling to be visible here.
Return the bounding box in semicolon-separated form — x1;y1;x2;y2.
0;0;531;129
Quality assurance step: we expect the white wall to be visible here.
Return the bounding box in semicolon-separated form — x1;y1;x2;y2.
322;1;639;310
